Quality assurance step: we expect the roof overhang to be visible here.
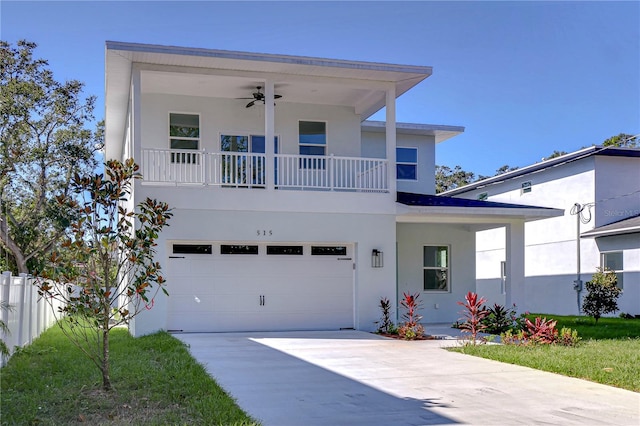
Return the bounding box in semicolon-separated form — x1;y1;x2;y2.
396;193;563;225
580;214;640;238
361;120;465;144
105;41;433;160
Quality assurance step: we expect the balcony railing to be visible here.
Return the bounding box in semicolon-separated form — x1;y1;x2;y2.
141;148;389;192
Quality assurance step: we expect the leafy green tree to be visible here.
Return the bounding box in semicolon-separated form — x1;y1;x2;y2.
543;150;568;160
603;133;638;148
582;267;622;324
36;159;172;391
0;40;101;274
435;165;477;193
493;164;519;175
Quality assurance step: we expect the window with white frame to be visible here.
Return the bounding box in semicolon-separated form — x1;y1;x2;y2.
169;113;200;163
396;147;417;180
423;246;449;291
521;181;532;194
601;251;624;290
299;121;326;168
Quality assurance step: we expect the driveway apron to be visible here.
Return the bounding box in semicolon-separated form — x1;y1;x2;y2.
175;330;640;426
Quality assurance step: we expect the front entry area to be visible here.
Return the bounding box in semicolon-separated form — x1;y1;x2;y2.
166;242;355;332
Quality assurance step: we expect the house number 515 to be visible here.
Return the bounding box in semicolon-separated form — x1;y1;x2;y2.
257;230;273;236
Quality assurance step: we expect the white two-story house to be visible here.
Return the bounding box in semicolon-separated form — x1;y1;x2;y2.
105;41;561;336
443;146;640;316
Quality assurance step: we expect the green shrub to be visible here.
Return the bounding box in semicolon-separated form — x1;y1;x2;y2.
582;267;622;324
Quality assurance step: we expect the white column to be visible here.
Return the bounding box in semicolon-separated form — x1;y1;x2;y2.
505;220;526;310
264;80;275;190
385;85;397;196
132;65;142;164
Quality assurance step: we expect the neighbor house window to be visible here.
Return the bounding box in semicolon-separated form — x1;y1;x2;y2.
477;192;489;201
299;121;326;168
521;181;532;194
396;147;417;180
170;113;200;163
423;246;449;291
601;251;624;290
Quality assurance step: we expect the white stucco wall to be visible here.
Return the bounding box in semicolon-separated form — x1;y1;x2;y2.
396;223;476;324
140;93;361;157
130;208;397;336
361;131;436;195
594;156;640;227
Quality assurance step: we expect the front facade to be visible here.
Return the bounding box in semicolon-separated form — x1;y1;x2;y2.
105;42;559;336
444;147;640;316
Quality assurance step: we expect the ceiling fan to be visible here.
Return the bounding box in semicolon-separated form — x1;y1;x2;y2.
237;86;282;108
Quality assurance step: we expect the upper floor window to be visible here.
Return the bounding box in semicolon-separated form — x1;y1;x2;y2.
170;113;200;163
477;192;489;201
396;147;417;180
521;181;532;194
299;121;326;169
423;245;449;291
601;251;624;290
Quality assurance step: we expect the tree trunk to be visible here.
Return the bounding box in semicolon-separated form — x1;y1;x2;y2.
102;318;111;391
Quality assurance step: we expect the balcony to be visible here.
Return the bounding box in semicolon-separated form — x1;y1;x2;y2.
140;149;389;192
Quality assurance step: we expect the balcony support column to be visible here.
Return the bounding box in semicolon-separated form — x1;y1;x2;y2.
264;80;275;190
132;64;142;164
385;85;397;196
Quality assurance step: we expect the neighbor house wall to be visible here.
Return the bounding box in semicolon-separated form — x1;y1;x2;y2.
594;233;640;316
459;155;639;316
594;156;640;227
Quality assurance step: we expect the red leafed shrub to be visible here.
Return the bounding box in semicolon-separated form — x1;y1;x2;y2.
398;292;424;340
457;292;489;344
523;317;558;344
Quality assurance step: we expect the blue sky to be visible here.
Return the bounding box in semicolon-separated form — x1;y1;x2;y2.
1;1;638;176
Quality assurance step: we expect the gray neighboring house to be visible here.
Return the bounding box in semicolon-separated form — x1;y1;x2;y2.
443;146;640;316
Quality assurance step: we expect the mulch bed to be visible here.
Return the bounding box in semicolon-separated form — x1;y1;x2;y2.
375;333;445;340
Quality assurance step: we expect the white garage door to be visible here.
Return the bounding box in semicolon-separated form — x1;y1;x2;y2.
166;243;354;332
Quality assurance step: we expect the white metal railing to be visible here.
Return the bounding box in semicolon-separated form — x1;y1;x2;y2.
140;148;389;192
1;272;63;367
207;152;267;188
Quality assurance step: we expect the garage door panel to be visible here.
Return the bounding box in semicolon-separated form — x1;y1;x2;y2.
167;243;354;332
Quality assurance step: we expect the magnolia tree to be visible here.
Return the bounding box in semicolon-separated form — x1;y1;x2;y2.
36;159;172;391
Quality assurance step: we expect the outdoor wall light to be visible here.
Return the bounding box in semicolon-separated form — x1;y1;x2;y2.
371;249;383;268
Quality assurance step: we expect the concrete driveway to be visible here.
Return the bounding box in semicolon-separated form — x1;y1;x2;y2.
175;330;639;426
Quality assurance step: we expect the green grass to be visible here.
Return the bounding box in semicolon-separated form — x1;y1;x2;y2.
1;325;258;425
527;313;640;339
451;315;640;392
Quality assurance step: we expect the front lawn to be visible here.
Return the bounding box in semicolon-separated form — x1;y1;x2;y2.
450;315;640;392
0;325;258;425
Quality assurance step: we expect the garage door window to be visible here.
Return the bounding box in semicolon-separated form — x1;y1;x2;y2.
267;246;303;255
173;244;212;254
312;246;347;256
221;245;259;255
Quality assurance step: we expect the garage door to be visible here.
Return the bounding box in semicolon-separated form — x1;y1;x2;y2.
166;243;354;332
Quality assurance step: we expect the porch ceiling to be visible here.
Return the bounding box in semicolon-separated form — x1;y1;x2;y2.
105;41;432;160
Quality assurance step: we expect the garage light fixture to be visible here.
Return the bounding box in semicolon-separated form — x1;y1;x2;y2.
372;249;383;268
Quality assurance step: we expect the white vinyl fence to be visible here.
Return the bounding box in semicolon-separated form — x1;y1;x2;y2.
0;271;62;367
